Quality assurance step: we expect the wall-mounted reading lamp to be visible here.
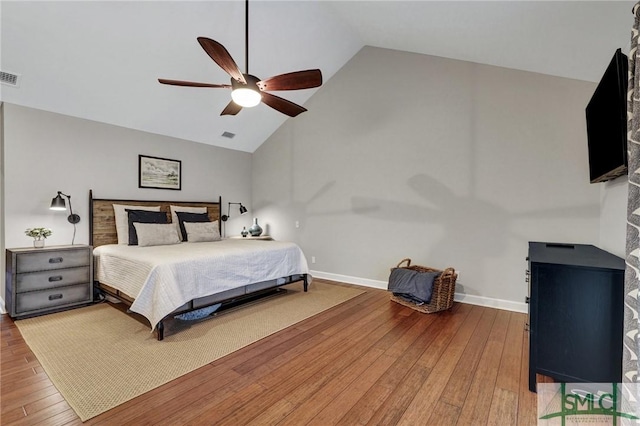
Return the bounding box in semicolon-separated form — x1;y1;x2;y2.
220;202;247;238
221;202;247;222
50;191;80;244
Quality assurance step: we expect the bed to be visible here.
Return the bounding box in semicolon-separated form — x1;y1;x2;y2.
89;190;309;340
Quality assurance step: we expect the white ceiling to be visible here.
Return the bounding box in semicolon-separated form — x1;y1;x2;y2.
0;1;634;153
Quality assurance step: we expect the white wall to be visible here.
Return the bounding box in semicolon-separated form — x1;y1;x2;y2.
599;176;628;258
2;104;253;301
252;46;601;307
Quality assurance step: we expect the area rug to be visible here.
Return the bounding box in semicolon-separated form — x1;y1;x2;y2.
15;281;363;421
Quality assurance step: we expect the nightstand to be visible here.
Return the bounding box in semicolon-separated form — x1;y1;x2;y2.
5;245;93;319
229;235;274;240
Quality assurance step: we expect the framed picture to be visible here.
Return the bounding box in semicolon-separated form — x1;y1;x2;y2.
138;155;182;190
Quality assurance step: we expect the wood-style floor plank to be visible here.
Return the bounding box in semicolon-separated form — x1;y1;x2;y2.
1;281;539;426
455;309;511;426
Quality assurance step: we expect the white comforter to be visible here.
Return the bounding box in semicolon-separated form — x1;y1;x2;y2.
93;239;309;330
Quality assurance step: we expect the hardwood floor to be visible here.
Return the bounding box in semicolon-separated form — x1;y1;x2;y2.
1;280;537;425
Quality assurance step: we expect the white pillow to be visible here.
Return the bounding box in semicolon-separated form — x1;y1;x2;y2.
113;204;161;245
133;223;181;247
184;221;221;242
170;205;207;241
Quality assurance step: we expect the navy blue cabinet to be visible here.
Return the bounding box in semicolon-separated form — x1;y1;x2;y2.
527;242;624;392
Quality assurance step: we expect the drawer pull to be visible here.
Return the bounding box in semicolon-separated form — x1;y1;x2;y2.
48;275;63;282
49;257;64;264
48;294;63;301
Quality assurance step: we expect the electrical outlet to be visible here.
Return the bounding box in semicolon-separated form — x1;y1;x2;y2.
295;221;299;228
456;270;461;281
311;256;316;264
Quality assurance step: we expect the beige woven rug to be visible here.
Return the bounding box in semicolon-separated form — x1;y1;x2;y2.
15;281;362;421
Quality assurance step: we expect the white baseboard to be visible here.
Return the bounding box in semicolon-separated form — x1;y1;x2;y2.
453;293;527;313
310;270;528;314
0;296;6;314
310;270;388;290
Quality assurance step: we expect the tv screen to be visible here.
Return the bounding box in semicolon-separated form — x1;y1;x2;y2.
585;48;628;183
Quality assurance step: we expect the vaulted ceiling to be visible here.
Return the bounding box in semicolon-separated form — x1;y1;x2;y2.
1;1;634;153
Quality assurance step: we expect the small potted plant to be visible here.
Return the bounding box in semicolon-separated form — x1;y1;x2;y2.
25;227;52;248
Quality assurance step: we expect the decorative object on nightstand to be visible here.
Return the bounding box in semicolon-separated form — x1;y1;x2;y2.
50;191;80;244
248;218;263;236
25;227;52;248
241;227;249;237
5;245;93;319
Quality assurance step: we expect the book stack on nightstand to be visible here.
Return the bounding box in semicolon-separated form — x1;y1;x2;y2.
5;245;93;319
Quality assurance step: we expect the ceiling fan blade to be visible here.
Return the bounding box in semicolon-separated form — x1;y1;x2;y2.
261;92;307;117
158;79;231;88
197;37;246;84
221;100;243;116
257;69;323;91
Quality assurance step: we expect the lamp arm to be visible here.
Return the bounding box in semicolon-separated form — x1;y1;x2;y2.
222;202;244;222
58;191;81;224
66;195;74;216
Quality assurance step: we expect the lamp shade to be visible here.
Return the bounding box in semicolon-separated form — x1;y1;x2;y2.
50;194;66;211
239;204;248;215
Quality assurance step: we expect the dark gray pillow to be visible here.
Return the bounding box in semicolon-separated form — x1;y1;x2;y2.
176;211;210;241
126;210;168;245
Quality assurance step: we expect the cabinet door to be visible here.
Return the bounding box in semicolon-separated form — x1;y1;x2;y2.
534;263;623;383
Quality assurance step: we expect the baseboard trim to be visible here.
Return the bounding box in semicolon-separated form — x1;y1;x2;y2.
453;293;527;313
0;296;6;314
311;270;388;290
310;270;528;314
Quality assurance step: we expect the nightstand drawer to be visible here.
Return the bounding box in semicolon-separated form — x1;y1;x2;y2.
16;266;90;293
16;284;91;314
16;249;90;273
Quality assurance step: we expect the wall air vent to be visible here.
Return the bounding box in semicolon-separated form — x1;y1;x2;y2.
221;131;236;139
0;71;20;87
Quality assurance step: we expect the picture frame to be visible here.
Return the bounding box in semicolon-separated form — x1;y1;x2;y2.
138;155;182;190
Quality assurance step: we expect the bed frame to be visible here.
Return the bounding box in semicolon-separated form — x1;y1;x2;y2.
89;190;308;340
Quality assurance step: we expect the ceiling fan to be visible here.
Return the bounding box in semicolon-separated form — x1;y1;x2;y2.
158;0;322;117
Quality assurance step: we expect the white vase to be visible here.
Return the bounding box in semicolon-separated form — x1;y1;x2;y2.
33;239;45;248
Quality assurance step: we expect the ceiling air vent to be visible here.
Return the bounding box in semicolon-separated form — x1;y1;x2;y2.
221;131;236;139
0;71;20;87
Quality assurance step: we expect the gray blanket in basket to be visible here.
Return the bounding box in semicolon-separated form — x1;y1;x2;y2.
388;268;440;305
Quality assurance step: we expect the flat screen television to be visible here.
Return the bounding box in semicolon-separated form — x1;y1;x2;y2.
585;48;628;183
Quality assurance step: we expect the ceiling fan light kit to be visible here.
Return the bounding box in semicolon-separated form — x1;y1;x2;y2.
158;0;322;117
231;74;262;107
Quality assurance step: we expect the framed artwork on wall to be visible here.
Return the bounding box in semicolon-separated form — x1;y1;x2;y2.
138;155;182;190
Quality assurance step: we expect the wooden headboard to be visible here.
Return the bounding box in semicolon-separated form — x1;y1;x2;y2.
89;190;222;248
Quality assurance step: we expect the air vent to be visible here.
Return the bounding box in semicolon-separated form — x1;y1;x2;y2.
221;131;236;139
0;71;20;87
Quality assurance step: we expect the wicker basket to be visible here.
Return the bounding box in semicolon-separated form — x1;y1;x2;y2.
389;258;457;314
